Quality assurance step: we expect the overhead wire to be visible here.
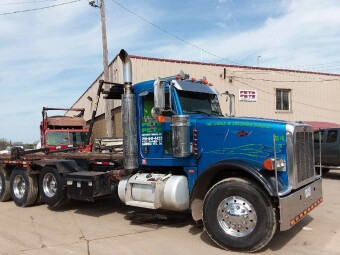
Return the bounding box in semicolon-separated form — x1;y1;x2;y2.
2;0;339;83
110;0;242;66
111;2;340;82
0;0;80;15
203;65;340;107
0;0;59;5
234;78;340;113
110;0;340;81
233;76;340;83
198;63;340;111
276;61;340;72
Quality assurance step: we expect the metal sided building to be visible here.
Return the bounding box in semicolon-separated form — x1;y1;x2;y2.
68;53;340;139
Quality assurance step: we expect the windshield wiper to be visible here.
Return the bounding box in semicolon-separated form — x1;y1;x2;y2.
185;110;211;115
211;110;223;116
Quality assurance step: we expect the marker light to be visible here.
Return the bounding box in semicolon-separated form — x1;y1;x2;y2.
200;79;208;85
290;198;323;227
158;116;166;123
262;158;286;171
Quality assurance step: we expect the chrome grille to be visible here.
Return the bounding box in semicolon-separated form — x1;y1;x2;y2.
295;131;314;183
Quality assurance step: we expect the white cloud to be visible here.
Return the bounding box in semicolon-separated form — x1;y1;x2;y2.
148;0;340;71
0;0;160;142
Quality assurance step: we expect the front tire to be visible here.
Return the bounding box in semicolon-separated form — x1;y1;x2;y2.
39;166;67;206
10;169;38;207
203;177;277;252
0;170;11;202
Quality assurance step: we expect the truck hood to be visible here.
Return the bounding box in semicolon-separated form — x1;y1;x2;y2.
192;115;288;173
193;115;289;130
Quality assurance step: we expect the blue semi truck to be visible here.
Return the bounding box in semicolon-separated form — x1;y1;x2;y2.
0;50;322;252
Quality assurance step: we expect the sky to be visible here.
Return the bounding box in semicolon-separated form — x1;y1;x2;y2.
0;0;340;143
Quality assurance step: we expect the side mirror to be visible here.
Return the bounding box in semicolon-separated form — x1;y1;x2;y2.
151;107;162;119
152;77;165;118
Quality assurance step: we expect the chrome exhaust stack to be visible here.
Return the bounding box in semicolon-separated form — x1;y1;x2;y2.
119;49;133;93
119;49;138;170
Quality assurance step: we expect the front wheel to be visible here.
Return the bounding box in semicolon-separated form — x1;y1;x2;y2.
39;166;67;206
203;177;277;252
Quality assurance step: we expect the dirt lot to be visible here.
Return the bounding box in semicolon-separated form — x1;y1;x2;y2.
0;171;339;255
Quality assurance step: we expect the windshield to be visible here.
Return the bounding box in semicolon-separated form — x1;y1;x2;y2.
46;131;87;146
177;90;222;115
70;132;87;146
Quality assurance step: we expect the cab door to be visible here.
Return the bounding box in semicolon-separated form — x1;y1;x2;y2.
315;129;340;166
138;91;173;164
322;129;340;165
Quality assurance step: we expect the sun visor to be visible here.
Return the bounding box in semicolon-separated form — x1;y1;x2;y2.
172;80;217;94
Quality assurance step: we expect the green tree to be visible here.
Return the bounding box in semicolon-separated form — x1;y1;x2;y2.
0;138;10;150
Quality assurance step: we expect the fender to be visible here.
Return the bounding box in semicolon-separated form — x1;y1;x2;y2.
190;159;282;221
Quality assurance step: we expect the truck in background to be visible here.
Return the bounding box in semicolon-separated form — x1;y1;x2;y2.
0;50;322;252
40;107;91;152
314;128;340;173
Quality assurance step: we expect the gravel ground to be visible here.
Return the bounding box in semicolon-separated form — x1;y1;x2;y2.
0;171;339;255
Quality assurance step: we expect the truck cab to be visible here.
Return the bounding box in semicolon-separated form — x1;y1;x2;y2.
135;78;220;168
131;75;315;195
107;48;321;252
40;107;90;151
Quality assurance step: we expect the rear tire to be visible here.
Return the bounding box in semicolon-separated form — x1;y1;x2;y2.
203;177;277;252
10;169;38;207
0;170;11;202
39;166;67;206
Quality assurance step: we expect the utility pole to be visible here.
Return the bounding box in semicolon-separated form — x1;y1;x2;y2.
257;55;261;67
89;0;113;137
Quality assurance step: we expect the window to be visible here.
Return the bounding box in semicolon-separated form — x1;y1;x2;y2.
142;93;154;118
276;89;291;111
326;130;338;143
141;92;171;118
46;132;68;145
314;131;325;143
177;90;222;116
69;132;87;146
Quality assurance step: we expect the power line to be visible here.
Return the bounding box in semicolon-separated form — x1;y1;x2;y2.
234;77;340;113
216;74;333;120
198;64;340;104
0;0;80;15
110;0;340;78
110;0;242;66
110;0;340;115
0;0;59;5
277;61;340;71
234;75;340;83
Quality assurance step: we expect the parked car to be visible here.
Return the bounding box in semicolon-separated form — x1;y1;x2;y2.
314;128;340;173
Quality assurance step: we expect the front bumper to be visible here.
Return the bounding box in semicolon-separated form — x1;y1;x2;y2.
279;178;323;231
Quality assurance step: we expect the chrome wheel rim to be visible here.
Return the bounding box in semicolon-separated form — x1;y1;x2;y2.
13;175;26;199
217;196;257;237
43;173;57;198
